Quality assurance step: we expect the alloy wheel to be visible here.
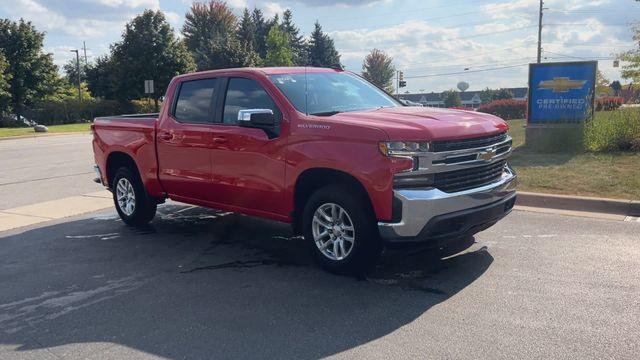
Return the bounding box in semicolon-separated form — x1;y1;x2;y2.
116;177;136;216
312;203;355;261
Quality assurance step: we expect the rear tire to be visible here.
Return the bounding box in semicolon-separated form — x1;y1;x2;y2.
112;167;156;226
302;185;382;275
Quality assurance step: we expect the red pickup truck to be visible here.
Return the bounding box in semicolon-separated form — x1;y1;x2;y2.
92;67;516;274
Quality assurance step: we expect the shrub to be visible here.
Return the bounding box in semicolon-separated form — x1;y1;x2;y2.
477;99;526;120
24;99;131;125
131;98;162;114
584;108;640;152
595;96;623;111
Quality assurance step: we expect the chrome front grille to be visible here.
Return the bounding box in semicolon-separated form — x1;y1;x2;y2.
393;132;513;191
415;134;512;172
432;132;508;152
433;160;507;193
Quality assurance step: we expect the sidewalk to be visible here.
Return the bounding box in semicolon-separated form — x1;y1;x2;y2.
0;190;112;232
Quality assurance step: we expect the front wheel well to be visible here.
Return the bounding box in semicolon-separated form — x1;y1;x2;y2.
293;168;373;235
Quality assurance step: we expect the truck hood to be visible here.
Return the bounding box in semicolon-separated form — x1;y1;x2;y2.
328;106;509;141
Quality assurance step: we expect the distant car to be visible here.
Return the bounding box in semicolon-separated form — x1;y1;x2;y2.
399;99;424;107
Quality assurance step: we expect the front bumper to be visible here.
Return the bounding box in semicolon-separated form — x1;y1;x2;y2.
378;167;517;244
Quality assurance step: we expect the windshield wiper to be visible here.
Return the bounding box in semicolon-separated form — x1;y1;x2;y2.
309;110;342;116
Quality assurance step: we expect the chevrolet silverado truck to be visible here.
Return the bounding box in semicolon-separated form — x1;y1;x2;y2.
92;67;517;274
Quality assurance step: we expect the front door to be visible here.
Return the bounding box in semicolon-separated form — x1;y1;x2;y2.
208;77;287;218
156;77;219;202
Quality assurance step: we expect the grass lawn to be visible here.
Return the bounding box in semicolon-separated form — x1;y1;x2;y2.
507;118;640;200
0;123;91;138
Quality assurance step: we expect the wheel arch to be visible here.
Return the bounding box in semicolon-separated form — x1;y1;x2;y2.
292;167;374;235
105;151;140;188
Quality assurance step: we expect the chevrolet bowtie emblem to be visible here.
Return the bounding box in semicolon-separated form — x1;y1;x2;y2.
479;148;496;162
538;77;586;93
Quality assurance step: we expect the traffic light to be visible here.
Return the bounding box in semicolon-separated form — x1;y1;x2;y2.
399;71;406;88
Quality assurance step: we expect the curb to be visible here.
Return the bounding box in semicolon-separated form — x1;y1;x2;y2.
516;191;640;217
0;131;91;141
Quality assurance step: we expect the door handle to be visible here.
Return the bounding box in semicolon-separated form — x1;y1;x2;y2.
159;131;173;141
212;136;228;144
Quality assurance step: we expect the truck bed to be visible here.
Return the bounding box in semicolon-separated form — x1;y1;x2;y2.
92;114;161;195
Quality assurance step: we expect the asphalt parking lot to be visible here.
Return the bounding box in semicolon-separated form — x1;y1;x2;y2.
1;204;639;359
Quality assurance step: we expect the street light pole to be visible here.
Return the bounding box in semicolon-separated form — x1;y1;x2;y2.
70;49;82;102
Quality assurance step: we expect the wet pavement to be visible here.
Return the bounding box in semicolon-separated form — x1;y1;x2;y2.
1;205;639;359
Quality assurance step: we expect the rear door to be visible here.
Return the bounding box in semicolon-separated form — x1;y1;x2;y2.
207;76;287;217
156;77;219;202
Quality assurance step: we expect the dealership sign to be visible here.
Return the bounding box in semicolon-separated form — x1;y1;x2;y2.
527;61;597;124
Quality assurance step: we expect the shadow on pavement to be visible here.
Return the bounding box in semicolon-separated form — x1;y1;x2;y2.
0;204;493;359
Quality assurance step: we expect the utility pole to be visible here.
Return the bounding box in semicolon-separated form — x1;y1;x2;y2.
537;0;544;63
82;41;88;67
70;49;81;102
395;70;399;97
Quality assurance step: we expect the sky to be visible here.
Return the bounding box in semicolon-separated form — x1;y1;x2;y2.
0;0;638;93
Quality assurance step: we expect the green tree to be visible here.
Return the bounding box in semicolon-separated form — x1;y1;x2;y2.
479;87;496;103
281;9;308;65
610;80;622;96
0;19;59;121
442;89;462;108
183;0;236;54
493;88;513;100
361;48;395;93
195;35;261;69
183;1;258;70
619;24;640;82
308;21;341;68
251;8;268;58
86;55;117;99
265;25;293;66
62;58;87;84
45;80;93;102
595;69;611;95
0;51;11;115
237;8;256;50
112;10;195;108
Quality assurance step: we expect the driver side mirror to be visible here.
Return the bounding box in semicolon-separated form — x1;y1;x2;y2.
238;109;275;127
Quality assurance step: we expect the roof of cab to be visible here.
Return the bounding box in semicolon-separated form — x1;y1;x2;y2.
173;66;343;81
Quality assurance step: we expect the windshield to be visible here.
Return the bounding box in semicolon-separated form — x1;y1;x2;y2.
268;72;400;116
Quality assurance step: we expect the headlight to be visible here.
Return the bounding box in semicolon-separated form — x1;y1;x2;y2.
378;141;430;156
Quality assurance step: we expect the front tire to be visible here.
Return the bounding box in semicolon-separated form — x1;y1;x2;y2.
112;167;156;226
302;185;382;275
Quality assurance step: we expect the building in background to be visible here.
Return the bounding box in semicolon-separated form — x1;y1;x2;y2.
399;87;528;109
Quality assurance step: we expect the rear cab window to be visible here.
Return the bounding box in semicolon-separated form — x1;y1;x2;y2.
173;78;218;124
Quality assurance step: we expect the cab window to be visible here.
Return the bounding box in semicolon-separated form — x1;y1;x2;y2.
222;78;281;125
173;78;217;123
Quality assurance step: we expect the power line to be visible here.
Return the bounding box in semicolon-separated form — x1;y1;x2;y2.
403;56;535;72
547;9;640;14
541;50;615;61
545;22;639;26
321;0;492;24
398;43;537;68
340;25;537;54
404;63;530;79
543;42;634;48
